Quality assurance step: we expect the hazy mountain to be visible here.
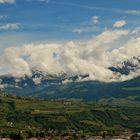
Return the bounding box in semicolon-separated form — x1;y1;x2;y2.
109;56;140;75
0;57;140;101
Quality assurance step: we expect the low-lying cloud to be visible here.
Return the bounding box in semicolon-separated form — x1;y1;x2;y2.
0;27;140;82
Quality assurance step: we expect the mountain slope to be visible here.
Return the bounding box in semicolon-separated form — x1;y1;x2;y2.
0;56;140;101
29;76;140;101
1;75;140;101
0;95;140;136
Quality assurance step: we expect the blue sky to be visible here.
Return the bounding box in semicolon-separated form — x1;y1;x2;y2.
0;0;140;51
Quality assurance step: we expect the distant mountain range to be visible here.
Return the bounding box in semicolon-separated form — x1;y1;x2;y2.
109;56;140;75
0;57;140;101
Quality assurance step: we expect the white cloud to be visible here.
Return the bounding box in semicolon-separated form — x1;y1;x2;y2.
0;23;20;30
0;20;140;82
92;16;99;24
113;20;126;28
0;0;15;4
1;27;137;82
0;47;32;77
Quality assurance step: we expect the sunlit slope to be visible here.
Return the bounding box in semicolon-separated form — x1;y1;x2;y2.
0;95;140;134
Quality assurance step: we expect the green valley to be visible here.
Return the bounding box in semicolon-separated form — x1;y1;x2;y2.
0;94;140;139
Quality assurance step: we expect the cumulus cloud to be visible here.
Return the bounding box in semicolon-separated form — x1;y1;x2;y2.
59;29;130;81
0;27;136;81
0;23;20;30
0;21;140;82
0;0;15;4
0;43;63;77
0;47;32;77
113;20;126;28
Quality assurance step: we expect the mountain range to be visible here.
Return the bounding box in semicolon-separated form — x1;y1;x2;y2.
0;57;140;101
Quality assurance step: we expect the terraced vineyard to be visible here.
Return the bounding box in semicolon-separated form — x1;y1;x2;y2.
0;94;140;139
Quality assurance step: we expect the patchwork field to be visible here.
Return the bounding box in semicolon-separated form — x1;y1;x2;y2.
0;94;140;139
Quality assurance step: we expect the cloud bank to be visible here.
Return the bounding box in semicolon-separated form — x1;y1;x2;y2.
0;26;140;82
